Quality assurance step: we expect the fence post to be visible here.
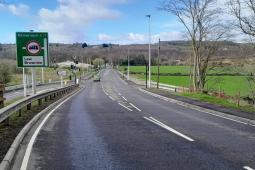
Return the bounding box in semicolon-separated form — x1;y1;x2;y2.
0;84;4;109
0;84;8;125
38;99;42;106
218;86;221;98
27;103;31;110
237;91;240;107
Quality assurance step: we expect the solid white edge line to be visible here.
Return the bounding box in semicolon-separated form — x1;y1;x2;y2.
118;103;133;112
20;91;79;170
144;117;194;142
122;96;128;101
139;88;250;126
129;103;141;112
244;166;254;170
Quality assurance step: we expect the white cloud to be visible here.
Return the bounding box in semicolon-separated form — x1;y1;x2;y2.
98;34;113;41
128;33;146;42
0;3;29;16
37;0;125;43
97;31;185;45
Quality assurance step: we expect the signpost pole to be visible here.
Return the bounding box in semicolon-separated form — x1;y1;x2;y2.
42;68;45;84
31;68;36;94
61;76;63;88
23;68;27;97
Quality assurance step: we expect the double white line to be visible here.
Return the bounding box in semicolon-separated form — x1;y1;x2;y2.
144;116;194;142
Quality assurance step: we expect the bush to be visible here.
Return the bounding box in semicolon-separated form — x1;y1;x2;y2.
0;63;11;84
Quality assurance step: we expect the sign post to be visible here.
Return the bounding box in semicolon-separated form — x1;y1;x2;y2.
16;32;49;95
23;68;27;97
57;70;67;88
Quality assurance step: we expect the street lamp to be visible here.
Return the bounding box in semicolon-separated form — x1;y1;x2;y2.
146;14;151;88
127;46;130;80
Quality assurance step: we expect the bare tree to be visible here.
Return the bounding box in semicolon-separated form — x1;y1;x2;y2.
159;0;229;91
229;0;255;102
229;0;255;37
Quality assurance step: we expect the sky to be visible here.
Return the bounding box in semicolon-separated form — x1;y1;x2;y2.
0;0;246;44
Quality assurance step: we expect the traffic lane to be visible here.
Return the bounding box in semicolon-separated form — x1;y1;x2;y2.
27;80;237;170
4;83;64;101
104;69;255;168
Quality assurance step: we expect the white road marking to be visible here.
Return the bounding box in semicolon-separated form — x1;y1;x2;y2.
101;86;109;96
122;96;128;101
144;117;194;142
244;166;254;170
118;103;133;111
109;96;115;101
129;103;141;112
139;88;252;126
20;90;79;170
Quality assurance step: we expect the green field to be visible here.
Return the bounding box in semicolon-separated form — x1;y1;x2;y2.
121;66;253;97
120;66;245;75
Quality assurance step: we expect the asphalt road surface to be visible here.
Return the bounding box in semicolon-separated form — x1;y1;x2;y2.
4;83;65;101
14;69;255;170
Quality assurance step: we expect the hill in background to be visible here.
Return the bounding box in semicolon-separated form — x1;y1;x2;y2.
0;41;254;66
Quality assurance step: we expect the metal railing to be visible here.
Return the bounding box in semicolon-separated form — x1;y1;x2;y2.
0;84;79;124
118;71;189;92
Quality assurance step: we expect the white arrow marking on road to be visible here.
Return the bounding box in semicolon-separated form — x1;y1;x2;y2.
144;117;194;142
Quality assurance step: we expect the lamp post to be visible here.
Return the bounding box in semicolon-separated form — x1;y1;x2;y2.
157;38;160;89
146;15;151;88
127;46;130;80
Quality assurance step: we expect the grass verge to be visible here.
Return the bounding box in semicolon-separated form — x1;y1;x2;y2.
149;88;255;113
178;92;255;113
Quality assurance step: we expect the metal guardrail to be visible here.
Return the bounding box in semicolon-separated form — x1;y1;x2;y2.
0;84;79;124
118;71;189;92
5;80;73;92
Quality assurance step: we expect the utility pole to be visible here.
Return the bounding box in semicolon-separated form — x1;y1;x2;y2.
146;15;151;88
157;38;160;89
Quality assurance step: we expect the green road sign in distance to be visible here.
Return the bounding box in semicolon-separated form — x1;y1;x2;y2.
16;32;49;67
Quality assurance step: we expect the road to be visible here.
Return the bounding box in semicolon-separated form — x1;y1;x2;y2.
4;83;65;102
13;69;255;170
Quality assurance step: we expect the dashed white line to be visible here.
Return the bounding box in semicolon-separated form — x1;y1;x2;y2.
109;96;115;101
20;89;79;170
244;166;254;170
129;103;141;112
144;116;194;142
118;103;133;111
122;96;128;101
